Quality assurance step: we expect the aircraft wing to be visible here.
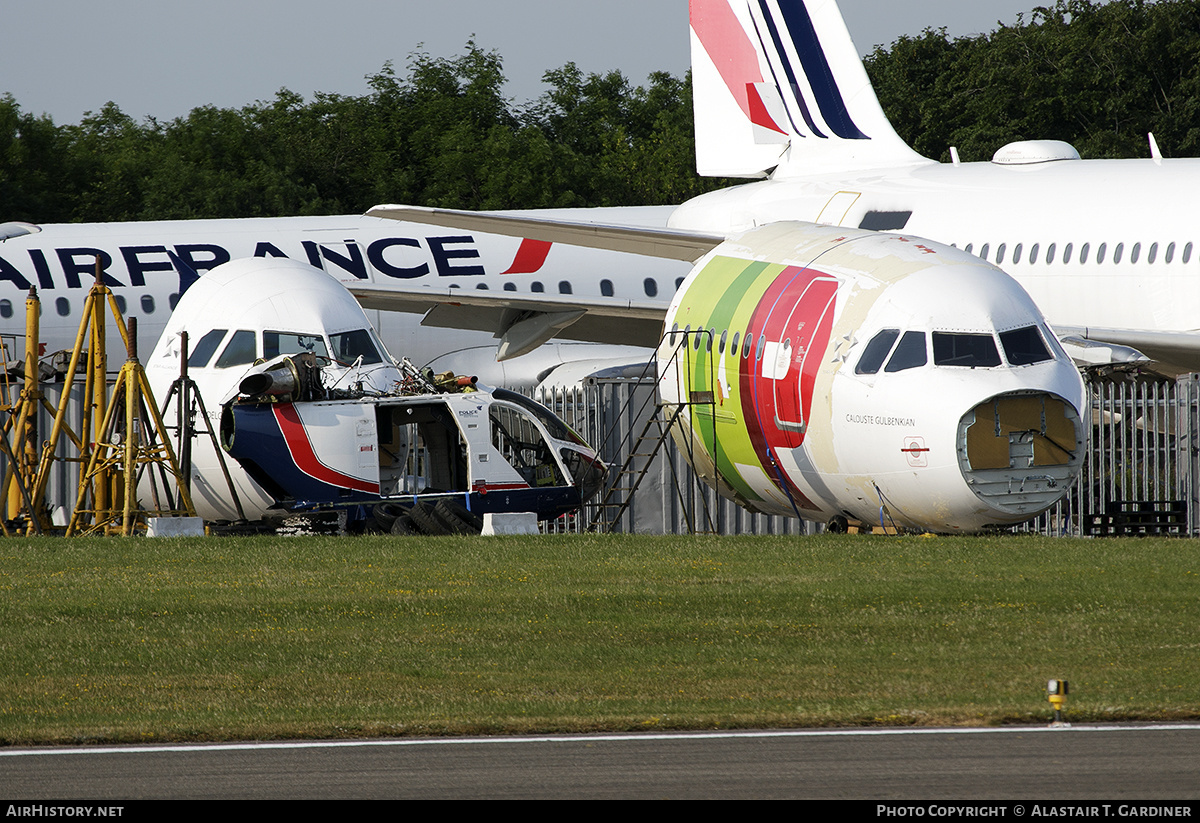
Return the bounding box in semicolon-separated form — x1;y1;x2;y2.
356;206;726;360
349;283;668;359
1053;325;1200;377
366;205;725;261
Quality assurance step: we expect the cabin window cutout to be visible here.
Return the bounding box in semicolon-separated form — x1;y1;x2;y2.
1184;242;1193;263
933;332;1000;367
188;329;228;368
1045;244;1055;264
215;330;257;369
114;295;127;315
999;326;1053;365
56;298;70;317
558;281;573;294
1096;243;1107;264
855;329;899;375
504;282;517;291
263;331;329;361
376;402;468;497
644;278;659;298
141;295;155;314
1012;244;1023;265
1062;243;1073;264
1080;243;1090;264
979;244;990;260
1166;242;1176;263
601;279;614;297
531;282;544;293
730;332;740;357
995;244;1007;265
1130;243;1141;264
884;331;927;372
1029;244;1039;264
489;402;565;488
1113;243;1124;264
1148;243;1158;264
0;300;11;319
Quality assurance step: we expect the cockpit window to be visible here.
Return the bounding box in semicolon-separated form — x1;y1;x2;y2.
999;326;1053;365
855;329;900;375
188;328;227;368
932;332;1001;367
884;331;928;372
264;331;329;360
215;330;257;369
331;329;383;365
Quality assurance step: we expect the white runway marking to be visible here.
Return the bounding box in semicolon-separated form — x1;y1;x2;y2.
4;724;1200;758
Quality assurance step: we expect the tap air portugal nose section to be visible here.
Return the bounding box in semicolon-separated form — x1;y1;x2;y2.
658;222;1088;532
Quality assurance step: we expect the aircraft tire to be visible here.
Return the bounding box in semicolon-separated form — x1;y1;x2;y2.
827;515;849;534
390;514;418;535
373;502;408;532
408;501;451;535
433;499;483;535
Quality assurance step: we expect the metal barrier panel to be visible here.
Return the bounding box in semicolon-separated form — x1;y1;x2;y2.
9;375;1197;537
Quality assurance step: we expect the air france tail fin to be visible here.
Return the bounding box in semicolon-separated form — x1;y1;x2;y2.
690;0;927;178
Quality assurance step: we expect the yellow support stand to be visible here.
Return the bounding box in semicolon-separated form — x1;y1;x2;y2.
66;326;196;535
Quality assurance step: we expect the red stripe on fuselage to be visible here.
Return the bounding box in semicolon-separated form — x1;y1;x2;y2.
501;238;553;275
272;404;380;494
739;265;838;509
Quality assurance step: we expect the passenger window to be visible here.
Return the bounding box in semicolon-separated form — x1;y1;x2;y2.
1045;244;1055;264
643;278;658;298
1080;243;1090;264
558;281;572;294
56;297;70;317
601;279;614;297
1166;242;1176;263
1184;242;1193;263
1113;243;1124;264
1131;242;1141;264
995;244;1006;265
932;332;1000;367
1012;243;1023;265
730;332;739;356
0;299;10;319
718;329;727;354
1096;243;1107;264
964;243;974;254
884;331;927;372
141;295;155;314
980;243;990;260
855;329;900;375
114;295;127;314
188;329;228;368
503;282;517;291
1029;244;1039;264
476;283;489;290
999;326;1053;365
1062;243;1073;264
215;330;257;369
531;282;544;293
1148;243;1158;264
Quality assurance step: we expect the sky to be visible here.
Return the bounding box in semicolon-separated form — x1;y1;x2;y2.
2;1;1058;125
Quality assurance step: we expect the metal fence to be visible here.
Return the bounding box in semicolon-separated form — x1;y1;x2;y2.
6;374;1199;536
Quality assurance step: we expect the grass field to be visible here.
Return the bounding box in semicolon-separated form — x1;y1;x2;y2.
1;533;1197;745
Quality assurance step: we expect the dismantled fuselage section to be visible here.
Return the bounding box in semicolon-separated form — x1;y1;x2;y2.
146;257;604;532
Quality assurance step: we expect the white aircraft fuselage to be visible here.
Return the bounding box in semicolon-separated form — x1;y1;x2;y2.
671;155;1200;343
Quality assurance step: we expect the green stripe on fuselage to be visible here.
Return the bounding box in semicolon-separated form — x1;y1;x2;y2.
672;255;785;505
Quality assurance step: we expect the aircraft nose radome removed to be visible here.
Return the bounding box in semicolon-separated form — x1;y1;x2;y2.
656;223;1088;533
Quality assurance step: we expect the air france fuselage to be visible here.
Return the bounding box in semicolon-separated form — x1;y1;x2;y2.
0;209;688;384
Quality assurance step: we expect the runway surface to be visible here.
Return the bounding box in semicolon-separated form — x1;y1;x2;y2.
4;725;1199;799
